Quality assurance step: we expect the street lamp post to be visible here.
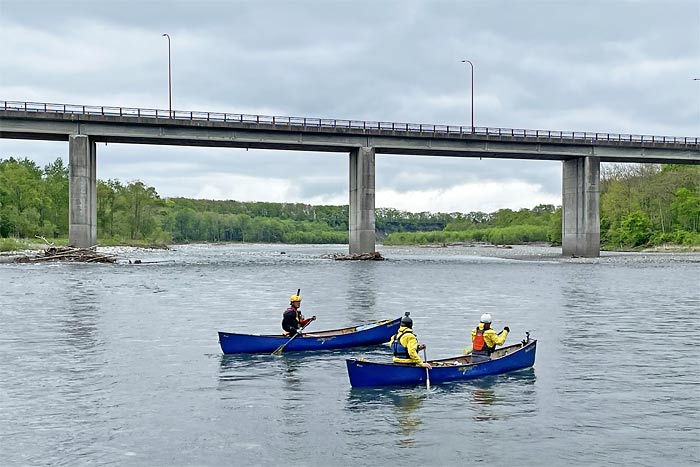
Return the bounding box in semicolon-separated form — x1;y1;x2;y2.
162;33;172;117
461;59;474;132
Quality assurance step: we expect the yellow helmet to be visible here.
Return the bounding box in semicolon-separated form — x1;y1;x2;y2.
290;295;302;303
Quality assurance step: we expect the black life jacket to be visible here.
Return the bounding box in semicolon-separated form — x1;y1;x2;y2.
282;307;301;333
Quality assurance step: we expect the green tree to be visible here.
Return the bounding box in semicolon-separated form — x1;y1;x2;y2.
619;211;653;247
671;187;700;232
0;158;46;237
42;158;69;237
121;181;163;240
97;179;125;239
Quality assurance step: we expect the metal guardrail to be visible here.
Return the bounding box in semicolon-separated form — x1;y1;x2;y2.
1;100;698;146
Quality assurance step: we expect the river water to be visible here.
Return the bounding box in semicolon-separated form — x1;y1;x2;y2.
1;243;698;466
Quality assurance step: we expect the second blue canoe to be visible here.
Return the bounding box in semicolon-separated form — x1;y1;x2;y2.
346;337;537;387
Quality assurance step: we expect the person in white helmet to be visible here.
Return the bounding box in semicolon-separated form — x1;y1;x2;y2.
470;313;509;363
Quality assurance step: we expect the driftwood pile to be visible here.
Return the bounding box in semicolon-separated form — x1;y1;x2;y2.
14;246;117;264
331;251;384;261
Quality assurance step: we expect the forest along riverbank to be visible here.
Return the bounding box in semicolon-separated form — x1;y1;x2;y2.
2;158;699;252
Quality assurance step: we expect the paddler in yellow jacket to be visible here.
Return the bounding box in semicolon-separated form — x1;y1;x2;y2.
470;313;509;363
389;312;432;369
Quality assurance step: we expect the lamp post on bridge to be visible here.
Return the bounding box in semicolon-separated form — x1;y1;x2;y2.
162;33;172;118
461;59;474;133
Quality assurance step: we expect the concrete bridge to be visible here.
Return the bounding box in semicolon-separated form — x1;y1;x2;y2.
1;100;699;257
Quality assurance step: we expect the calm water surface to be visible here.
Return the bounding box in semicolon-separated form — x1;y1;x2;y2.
1;244;699;466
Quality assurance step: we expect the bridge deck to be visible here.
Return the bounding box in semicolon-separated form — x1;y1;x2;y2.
1;100;699;164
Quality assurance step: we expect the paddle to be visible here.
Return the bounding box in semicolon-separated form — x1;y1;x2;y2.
272;317;314;355
423;347;431;390
272;288;307;356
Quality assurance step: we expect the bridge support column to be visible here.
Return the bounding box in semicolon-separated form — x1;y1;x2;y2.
349;147;376;254
562;156;600;257
69;135;97;248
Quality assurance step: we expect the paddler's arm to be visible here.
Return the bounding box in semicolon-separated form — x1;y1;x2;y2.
406;334;431;368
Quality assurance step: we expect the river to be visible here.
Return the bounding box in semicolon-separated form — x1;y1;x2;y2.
1;243;698;466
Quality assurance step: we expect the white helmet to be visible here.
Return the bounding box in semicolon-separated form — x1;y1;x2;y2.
480;313;492;324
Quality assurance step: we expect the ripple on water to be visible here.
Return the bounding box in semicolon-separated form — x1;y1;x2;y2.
1;245;698;466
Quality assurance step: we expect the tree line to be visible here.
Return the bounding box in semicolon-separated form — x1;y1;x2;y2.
0;157;698;249
383;164;700;249
599;164;700;248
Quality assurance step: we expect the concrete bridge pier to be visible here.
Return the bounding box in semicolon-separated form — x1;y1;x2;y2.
68;135;97;248
349;147;376;254
562;156;600;257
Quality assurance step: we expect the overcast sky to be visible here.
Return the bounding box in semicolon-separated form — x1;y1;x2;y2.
1;0;698;213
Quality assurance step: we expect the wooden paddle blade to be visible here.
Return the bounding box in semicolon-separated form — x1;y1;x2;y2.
271;317;312;356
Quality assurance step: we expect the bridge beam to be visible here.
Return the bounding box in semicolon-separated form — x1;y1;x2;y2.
349;147;376;254
69;135;97;248
562;156;600;257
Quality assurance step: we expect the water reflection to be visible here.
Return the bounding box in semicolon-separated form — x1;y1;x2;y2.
347;388;427;448
472;386;497;405
218;353;275;382
27;271;109;462
217;353;305;386
561;268;608;340
63;274;102;352
345;265;378;323
280;355;304;391
277;356;310;437
434;368;537;422
504;367;537;392
388;392;424;447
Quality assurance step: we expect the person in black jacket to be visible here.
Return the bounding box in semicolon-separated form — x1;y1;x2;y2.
281;294;315;336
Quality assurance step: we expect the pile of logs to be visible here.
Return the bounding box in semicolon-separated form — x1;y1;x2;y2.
14;246;117;264
331;251;384;261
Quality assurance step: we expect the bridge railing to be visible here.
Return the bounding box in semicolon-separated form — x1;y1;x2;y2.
2;100;698;147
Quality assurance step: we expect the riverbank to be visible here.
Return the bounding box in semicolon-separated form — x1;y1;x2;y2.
639;244;700;253
2;239;699;265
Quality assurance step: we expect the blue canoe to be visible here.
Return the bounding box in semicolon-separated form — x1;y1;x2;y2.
218;317;401;354
346;337;537;387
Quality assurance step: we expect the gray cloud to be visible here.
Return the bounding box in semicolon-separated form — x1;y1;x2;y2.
1;0;698;212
